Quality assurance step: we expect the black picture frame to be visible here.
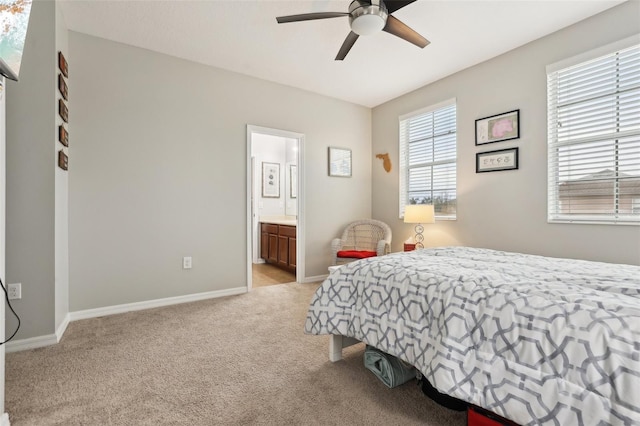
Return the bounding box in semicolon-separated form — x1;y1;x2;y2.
476;147;519;173
475;109;520;145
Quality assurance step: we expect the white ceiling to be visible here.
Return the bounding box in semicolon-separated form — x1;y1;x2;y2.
58;0;625;107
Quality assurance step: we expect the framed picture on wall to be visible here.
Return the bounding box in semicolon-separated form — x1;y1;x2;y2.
262;162;280;198
58;125;69;147
475;109;519;145
58;150;68;171
58;51;68;78
476;147;519;173
328;147;352;177
58;99;68;122
58;73;68;100
290;164;297;199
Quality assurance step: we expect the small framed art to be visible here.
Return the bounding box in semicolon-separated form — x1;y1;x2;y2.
58;73;68;100
328;147;352;177
58;150;68;171
58;125;69;147
476;147;519;173
262;162;280;198
58;51;68;78
475;109;519;145
58;99;68;122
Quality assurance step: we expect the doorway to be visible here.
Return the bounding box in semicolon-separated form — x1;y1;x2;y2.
246;125;304;290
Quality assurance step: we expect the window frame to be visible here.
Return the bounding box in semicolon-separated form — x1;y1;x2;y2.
398;98;457;221
546;35;640;226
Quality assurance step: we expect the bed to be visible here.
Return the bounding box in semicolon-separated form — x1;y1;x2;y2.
304;247;640;426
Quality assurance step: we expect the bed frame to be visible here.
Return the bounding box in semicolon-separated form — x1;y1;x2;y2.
329;335;360;362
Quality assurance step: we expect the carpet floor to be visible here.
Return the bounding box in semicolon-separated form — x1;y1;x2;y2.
5;283;466;426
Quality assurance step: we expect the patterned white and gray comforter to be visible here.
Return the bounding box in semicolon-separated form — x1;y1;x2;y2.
304;247;640;426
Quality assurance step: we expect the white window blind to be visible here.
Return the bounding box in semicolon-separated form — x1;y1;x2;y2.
399;100;457;219
547;39;640;225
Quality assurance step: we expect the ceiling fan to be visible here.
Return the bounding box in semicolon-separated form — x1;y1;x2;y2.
276;0;429;61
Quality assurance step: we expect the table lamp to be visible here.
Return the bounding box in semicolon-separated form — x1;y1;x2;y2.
403;204;435;248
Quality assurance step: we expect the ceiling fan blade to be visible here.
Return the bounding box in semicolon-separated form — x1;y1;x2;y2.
383;15;430;48
276;12;348;24
335;32;360;61
383;0;418;14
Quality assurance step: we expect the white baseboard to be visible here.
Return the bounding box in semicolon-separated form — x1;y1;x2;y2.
302;274;328;283
7;287;247;353
1;412;10;426
5;332;58;353
69;286;247;321
6;312;71;353
302;274;329;284
56;313;70;341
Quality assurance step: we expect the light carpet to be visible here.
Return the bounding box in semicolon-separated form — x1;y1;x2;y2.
5;282;466;425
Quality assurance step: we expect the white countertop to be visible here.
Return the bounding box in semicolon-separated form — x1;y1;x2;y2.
260;216;297;226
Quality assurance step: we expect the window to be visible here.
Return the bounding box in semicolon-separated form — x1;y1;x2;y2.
399;99;456;220
547;37;640;225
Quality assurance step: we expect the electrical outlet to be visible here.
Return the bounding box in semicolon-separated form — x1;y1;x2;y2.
8;283;21;300
183;256;192;269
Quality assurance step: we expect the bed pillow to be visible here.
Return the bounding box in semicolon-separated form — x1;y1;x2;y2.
337;250;377;259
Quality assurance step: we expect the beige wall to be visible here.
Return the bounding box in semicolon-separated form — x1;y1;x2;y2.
68;32;371;311
5;0;70;344
1;76;7;415
6;0;57;339
372;1;640;265
55;0;70;335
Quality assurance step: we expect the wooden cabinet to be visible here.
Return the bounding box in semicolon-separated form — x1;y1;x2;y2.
260;223;296;273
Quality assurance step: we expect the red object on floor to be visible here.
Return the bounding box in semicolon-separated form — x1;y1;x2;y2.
468;406;519;426
336;250;377;259
404;243;416;251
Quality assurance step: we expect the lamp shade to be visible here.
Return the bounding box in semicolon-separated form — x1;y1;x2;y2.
404;205;435;224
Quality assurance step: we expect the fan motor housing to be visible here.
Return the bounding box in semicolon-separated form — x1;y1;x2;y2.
349;0;388;36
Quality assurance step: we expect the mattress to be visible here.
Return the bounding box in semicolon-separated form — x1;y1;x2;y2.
304;247;640;426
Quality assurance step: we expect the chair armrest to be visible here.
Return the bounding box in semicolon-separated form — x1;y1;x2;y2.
376;240;390;256
331;238;343;265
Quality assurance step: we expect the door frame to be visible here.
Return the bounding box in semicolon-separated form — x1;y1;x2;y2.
246;125;305;290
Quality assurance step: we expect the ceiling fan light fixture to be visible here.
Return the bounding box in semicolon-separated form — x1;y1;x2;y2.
277;0;427;60
351;14;385;35
349;1;388;36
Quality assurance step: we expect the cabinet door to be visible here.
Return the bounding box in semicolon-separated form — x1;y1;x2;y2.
261;231;269;260
268;234;278;263
278;235;289;268
289;237;296;269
